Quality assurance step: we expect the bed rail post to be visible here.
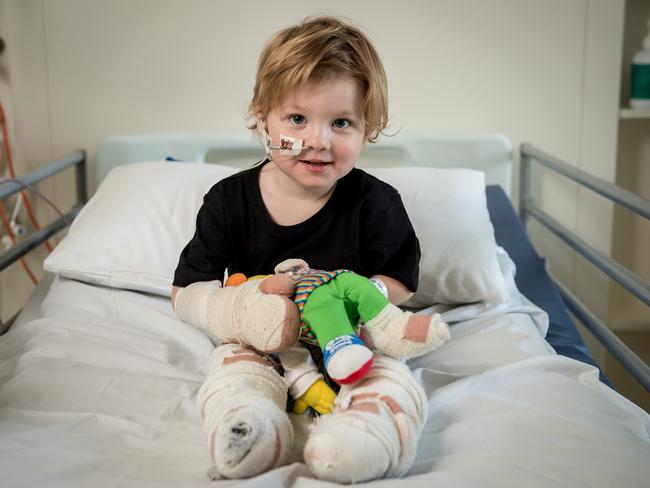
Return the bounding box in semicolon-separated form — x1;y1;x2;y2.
76;152;88;204
519;144;532;230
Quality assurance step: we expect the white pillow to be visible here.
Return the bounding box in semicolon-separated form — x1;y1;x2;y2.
45;162;507;305
367;167;507;305
44;162;238;296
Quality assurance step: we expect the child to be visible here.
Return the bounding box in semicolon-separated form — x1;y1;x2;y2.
172;16;439;483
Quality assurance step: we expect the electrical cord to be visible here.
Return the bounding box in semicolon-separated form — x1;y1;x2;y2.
0;178;70;225
0;100;57;285
0;178;70;285
1;102;53;251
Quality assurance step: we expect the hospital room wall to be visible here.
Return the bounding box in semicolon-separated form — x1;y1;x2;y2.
0;0;55;326
0;0;627;348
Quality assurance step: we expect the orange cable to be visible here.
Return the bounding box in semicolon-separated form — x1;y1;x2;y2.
0;101;47;284
0;103;50;248
1;101;55;253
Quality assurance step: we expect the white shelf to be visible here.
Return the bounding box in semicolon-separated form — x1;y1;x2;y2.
620;107;650;119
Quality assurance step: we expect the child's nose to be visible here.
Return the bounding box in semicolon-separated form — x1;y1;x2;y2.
305;124;331;151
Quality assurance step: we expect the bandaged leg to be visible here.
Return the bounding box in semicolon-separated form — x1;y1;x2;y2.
303;356;427;483
175;279;300;353
197;343;293;480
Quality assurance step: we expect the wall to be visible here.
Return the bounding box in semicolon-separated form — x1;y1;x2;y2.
0;0;626;348
0;0;55;325
528;0;625;370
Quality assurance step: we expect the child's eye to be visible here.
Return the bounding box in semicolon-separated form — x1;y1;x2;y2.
289;114;306;125
333;119;351;129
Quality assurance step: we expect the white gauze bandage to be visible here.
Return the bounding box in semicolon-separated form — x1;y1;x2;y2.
174;280;298;352
197;343;293;480
363;304;450;359
174;281;225;333
303;356;427;483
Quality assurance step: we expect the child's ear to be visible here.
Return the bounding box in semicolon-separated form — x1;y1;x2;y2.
257;113;270;135
364;130;376;144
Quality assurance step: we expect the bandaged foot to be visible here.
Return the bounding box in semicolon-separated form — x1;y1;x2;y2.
197;343;293;479
175;278;300;353
362;304;450;359
323;334;373;385
304;356;427;483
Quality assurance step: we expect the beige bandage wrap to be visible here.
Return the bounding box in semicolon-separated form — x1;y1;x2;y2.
304;356;427;483
197;343;293;480
174;280;299;352
363;304;450;359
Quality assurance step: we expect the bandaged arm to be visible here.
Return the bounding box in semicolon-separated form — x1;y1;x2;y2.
173;281;227;331
173;283;317;393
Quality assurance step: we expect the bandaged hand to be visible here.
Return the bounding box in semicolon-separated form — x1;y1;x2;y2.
293;379;337;415
174;278;300;353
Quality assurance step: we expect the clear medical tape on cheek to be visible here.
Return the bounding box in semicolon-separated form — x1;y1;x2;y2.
257;119;312;157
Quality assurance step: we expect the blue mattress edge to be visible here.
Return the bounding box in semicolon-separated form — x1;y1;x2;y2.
485;185;610;386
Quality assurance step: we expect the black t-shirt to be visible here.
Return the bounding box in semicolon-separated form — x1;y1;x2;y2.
173;162;421;291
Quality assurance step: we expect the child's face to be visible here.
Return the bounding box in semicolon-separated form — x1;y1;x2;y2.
262;76;366;193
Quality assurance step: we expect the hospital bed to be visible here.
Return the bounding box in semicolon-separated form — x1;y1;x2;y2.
0;133;648;487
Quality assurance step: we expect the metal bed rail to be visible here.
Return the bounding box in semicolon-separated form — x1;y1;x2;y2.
0;150;87;272
519;143;650;392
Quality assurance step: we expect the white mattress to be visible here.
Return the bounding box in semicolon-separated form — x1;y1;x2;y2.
1;250;649;487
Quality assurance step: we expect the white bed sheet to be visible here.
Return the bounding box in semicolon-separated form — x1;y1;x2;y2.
0;250;649;487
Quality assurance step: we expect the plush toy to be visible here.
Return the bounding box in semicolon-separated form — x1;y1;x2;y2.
268;258;449;384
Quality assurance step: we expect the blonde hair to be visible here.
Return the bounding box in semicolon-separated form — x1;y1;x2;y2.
248;16;388;143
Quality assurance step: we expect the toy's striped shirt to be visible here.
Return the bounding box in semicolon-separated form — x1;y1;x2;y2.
295;269;350;345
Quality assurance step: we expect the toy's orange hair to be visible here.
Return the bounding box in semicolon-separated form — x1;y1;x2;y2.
225;273;248;287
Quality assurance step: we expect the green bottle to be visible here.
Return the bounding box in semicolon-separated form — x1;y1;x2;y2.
631;18;650;109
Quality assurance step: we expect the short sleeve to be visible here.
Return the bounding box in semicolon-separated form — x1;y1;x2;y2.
360;193;421;292
173;185;230;287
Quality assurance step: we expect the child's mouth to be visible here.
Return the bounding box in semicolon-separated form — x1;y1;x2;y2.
300;160;332;172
